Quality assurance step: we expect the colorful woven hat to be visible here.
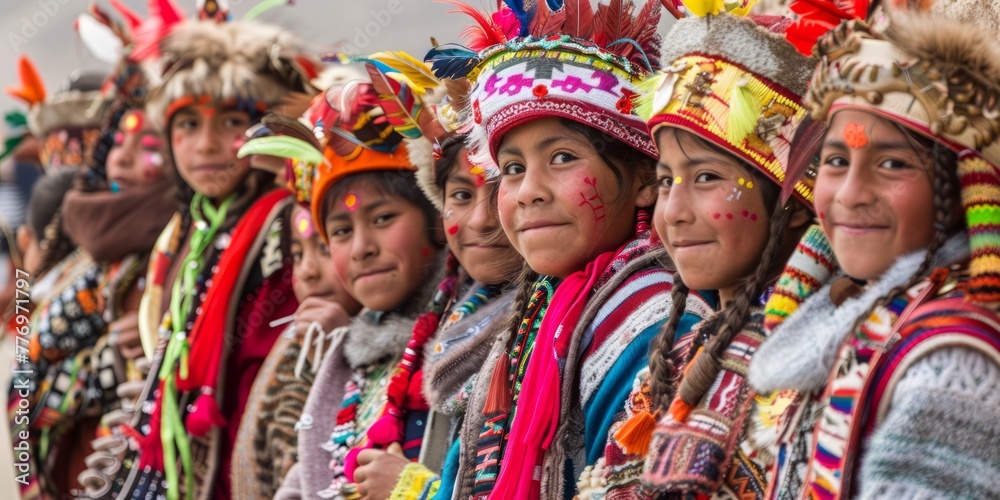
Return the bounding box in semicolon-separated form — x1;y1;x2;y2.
133;0;320;127
799;2;1000;302
636;0;817;204
237;79;418;242
425;0;665;176
0;111;29;164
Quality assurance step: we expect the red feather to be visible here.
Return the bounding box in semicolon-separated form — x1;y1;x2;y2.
132;0;186;62
110;0;144;32
659;0;685;19
565;0;595;38
531;1;567;37
440;0;507;51
593;0;634;49
785;0;865;56
625;0;661;67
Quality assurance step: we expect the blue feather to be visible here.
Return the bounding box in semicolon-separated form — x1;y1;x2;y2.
425;44;480;79
544;0;562;10
502;0;535;37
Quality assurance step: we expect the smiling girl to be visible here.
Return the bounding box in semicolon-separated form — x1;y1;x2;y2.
88;6;323;499
749;4;1000;498
579;6;818;498
424;1;711;498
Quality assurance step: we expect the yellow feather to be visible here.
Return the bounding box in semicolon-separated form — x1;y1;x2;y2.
634;73;667;122
725;0;759;16
369;51;440;92
680;0;724;17
727;79;761;147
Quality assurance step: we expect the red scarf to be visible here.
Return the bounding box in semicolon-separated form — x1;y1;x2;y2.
491;249;617;499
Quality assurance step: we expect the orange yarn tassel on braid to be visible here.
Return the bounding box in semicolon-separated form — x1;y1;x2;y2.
668;346;704;422
482;351;512;415
614;409;660;455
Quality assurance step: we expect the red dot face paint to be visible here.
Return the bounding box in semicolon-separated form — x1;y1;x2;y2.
113;131;125;146
750;213;758;222
726;213;734;219
844;122;869;149
713;213;721;219
447;225;459;235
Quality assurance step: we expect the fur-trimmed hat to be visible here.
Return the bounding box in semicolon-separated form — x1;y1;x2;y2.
133;0;320;127
425;0;665;177
803;4;1000;302
636;5;817;204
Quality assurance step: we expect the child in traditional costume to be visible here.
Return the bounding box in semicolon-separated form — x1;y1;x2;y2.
749;2;1000;498
228;78;365;499
423;1;708;498
83;2;322;498
327;54;524;500
578;2;833;497
272;80;446;499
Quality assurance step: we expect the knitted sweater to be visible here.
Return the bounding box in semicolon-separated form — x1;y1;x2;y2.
749;234;1000;499
383;283;516;500
276;265;444;500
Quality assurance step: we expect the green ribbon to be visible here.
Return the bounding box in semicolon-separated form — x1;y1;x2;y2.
159;193;234;500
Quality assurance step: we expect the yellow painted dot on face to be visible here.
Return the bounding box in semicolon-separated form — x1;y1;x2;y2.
470;165;485;175
674;176;682;184
738;177;745;186
746;181;754;189
297;217;310;235
344;192;358;211
123;113;141;133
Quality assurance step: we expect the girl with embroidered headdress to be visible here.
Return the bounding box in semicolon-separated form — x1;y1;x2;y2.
421;1;712;498
264;78;447;499
576;3;824;498
748;1;1000;498
78;2;324;498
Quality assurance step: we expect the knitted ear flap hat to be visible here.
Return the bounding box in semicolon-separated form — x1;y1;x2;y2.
425;0;665;178
133;0;320;128
802;2;1000;302
636;1;818;205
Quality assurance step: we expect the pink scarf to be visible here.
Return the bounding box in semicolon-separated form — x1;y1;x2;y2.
490;249;618;500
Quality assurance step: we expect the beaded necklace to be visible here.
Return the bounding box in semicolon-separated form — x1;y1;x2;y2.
157;192;234;498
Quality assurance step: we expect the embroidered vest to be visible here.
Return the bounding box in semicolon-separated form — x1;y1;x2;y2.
802;269;1000;499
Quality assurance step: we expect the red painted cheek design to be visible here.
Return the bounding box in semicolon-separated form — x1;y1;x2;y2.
578;176;606;223
422;247;429;256
113;132;125;146
713;213;721;219
447;225;459;235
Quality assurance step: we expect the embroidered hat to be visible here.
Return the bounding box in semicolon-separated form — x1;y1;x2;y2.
801;4;1000;302
425;0;665;176
636;2;818;204
133;0;320;127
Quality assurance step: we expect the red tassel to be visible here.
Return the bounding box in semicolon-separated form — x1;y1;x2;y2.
366;414;405;446
185;391;226;437
482;352;512;415
614;410;658;455
137;386;165;472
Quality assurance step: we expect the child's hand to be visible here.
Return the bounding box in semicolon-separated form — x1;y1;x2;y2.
293;296;351;336
110;311;144;360
354;442;408;500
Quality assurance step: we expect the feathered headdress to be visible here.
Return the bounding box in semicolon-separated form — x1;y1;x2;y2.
237;70;421;241
426;0;665;176
635;0;818;204
5;56;108;142
802;2;1000;303
132;0;320;127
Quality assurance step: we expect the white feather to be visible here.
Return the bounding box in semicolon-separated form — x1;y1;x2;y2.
77;14;122;65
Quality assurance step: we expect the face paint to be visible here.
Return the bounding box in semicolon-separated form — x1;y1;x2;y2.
470;164;487;187
737;177;754;189
294;209;315;239
344;192;358;211
674;176;682;184
122;111;143;133
444;209;454;219
110;181;121;193
113;131;125;146
578;176;606;223
447;225;459;235
141;136;164;150
231;137;247;156
843;122;869;149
